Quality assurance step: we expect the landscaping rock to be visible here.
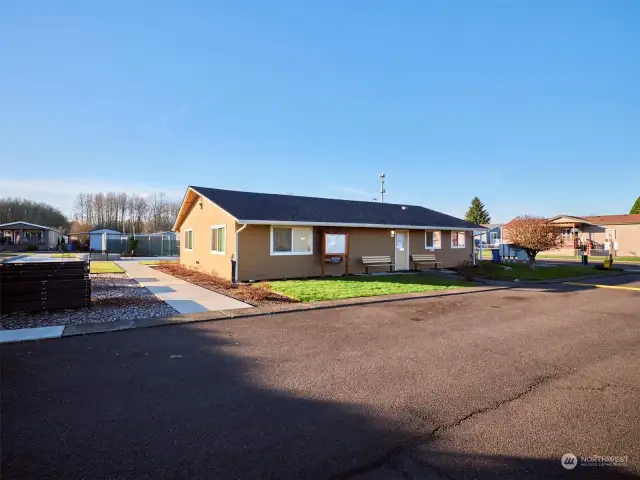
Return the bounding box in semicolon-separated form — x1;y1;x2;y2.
0;274;178;330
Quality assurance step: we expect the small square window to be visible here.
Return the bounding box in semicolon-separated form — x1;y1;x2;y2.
425;230;441;249
210;226;226;254
451;231;465;248
271;226;313;255
184;229;193;250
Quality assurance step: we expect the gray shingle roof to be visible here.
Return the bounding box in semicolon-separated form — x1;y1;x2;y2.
191;186;482;230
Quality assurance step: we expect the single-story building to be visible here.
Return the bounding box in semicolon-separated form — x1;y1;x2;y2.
173;186;484;282
0;221;61;251
89;228;122;252
475;223;504;248
545;214;640;257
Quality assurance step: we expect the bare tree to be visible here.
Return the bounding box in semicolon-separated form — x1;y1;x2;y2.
132;195;148;233
503;216;563;270
94;193;106;227
71;191;178;233
117;193;128;232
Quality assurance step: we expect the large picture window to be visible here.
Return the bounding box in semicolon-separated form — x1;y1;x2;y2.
270;226;313;255
184;229;193;250
451;231;466;248
210;225;226;254
425;230;441;249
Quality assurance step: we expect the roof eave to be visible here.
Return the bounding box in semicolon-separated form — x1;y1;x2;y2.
237;219;484;231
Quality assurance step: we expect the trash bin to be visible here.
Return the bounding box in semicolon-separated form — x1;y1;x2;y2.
581;254;588;265
491;249;501;263
67;243;72;252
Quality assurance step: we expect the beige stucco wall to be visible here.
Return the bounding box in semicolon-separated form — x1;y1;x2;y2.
237;226;473;281
541;223;640;257
584;224;640;257
409;230;474;267
178;195;237;278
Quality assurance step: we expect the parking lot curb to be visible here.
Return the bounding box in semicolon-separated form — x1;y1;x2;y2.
475;271;632;285
3;271;636;344
0;326;64;344
51;285;502;340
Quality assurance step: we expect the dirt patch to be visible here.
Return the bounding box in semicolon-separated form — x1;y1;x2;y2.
152;264;297;307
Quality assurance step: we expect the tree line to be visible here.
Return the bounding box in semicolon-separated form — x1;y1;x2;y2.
73;192;181;233
0;198;70;230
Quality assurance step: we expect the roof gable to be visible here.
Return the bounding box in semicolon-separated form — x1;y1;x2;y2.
548;215;592;224
182;186;482;230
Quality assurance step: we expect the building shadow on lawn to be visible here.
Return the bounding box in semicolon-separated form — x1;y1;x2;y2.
1;324;635;479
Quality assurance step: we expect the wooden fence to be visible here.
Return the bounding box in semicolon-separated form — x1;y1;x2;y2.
0;261;91;314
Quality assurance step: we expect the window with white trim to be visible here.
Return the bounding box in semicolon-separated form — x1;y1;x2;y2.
271;226;313;255
210;226;226;254
451;231;466;248
425;230;441;249
184;229;193;250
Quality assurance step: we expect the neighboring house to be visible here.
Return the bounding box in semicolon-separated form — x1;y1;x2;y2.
0;221;61;251
545;214;640;257
173;186;484;281
89;228;122;252
475;224;503;247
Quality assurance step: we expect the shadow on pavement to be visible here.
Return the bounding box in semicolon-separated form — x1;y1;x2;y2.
1;322;635;479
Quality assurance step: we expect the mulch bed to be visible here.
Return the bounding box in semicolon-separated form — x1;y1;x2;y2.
152;264;297;307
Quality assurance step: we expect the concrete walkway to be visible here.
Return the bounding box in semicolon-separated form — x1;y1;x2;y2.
116;262;250;314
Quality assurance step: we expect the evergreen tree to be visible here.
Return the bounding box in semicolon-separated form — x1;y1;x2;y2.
464;197;491;224
630;196;640;215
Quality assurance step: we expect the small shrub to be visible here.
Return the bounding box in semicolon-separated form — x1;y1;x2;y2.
128;234;139;255
26;245;38;252
455;260;476;281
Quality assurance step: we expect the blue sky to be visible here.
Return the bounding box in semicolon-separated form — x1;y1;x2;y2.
1;1;638;222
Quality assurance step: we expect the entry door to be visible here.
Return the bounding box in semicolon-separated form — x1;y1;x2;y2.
395;230;409;270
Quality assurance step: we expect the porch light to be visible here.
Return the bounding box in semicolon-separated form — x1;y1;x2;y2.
390;230;395;237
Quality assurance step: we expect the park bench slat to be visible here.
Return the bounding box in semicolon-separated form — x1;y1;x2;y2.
410;254;439;270
361;256;394;274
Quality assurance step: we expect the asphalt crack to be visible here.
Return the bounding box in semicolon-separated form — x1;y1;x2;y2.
334;371;567;479
558;383;639;393
432;371;567;437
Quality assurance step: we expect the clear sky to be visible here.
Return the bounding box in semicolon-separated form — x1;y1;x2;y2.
1;1;638;222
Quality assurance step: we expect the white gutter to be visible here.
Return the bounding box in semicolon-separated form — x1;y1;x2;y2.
234;223;248;283
236;220;486;231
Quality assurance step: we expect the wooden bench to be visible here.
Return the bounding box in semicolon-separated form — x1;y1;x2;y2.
411;254;439;270
362;255;394;274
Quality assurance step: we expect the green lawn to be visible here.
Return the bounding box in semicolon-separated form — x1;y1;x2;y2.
266;274;473;302
537;254;640;263
610;256;640;262
476;262;618;280
90;261;123;274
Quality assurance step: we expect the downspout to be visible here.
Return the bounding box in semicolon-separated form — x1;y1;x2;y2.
234;223;248;283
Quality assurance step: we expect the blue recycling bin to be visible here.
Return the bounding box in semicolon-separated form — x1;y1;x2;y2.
491;249;501;263
67;243;73;252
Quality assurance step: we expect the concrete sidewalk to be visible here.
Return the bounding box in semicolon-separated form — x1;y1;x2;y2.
116;262;250;313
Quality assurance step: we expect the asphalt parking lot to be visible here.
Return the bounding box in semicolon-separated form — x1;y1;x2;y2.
2;276;639;479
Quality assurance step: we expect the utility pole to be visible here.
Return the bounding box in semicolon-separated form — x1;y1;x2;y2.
379;173;386;203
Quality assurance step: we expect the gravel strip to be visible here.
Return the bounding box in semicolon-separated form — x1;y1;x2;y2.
0;274;178;330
